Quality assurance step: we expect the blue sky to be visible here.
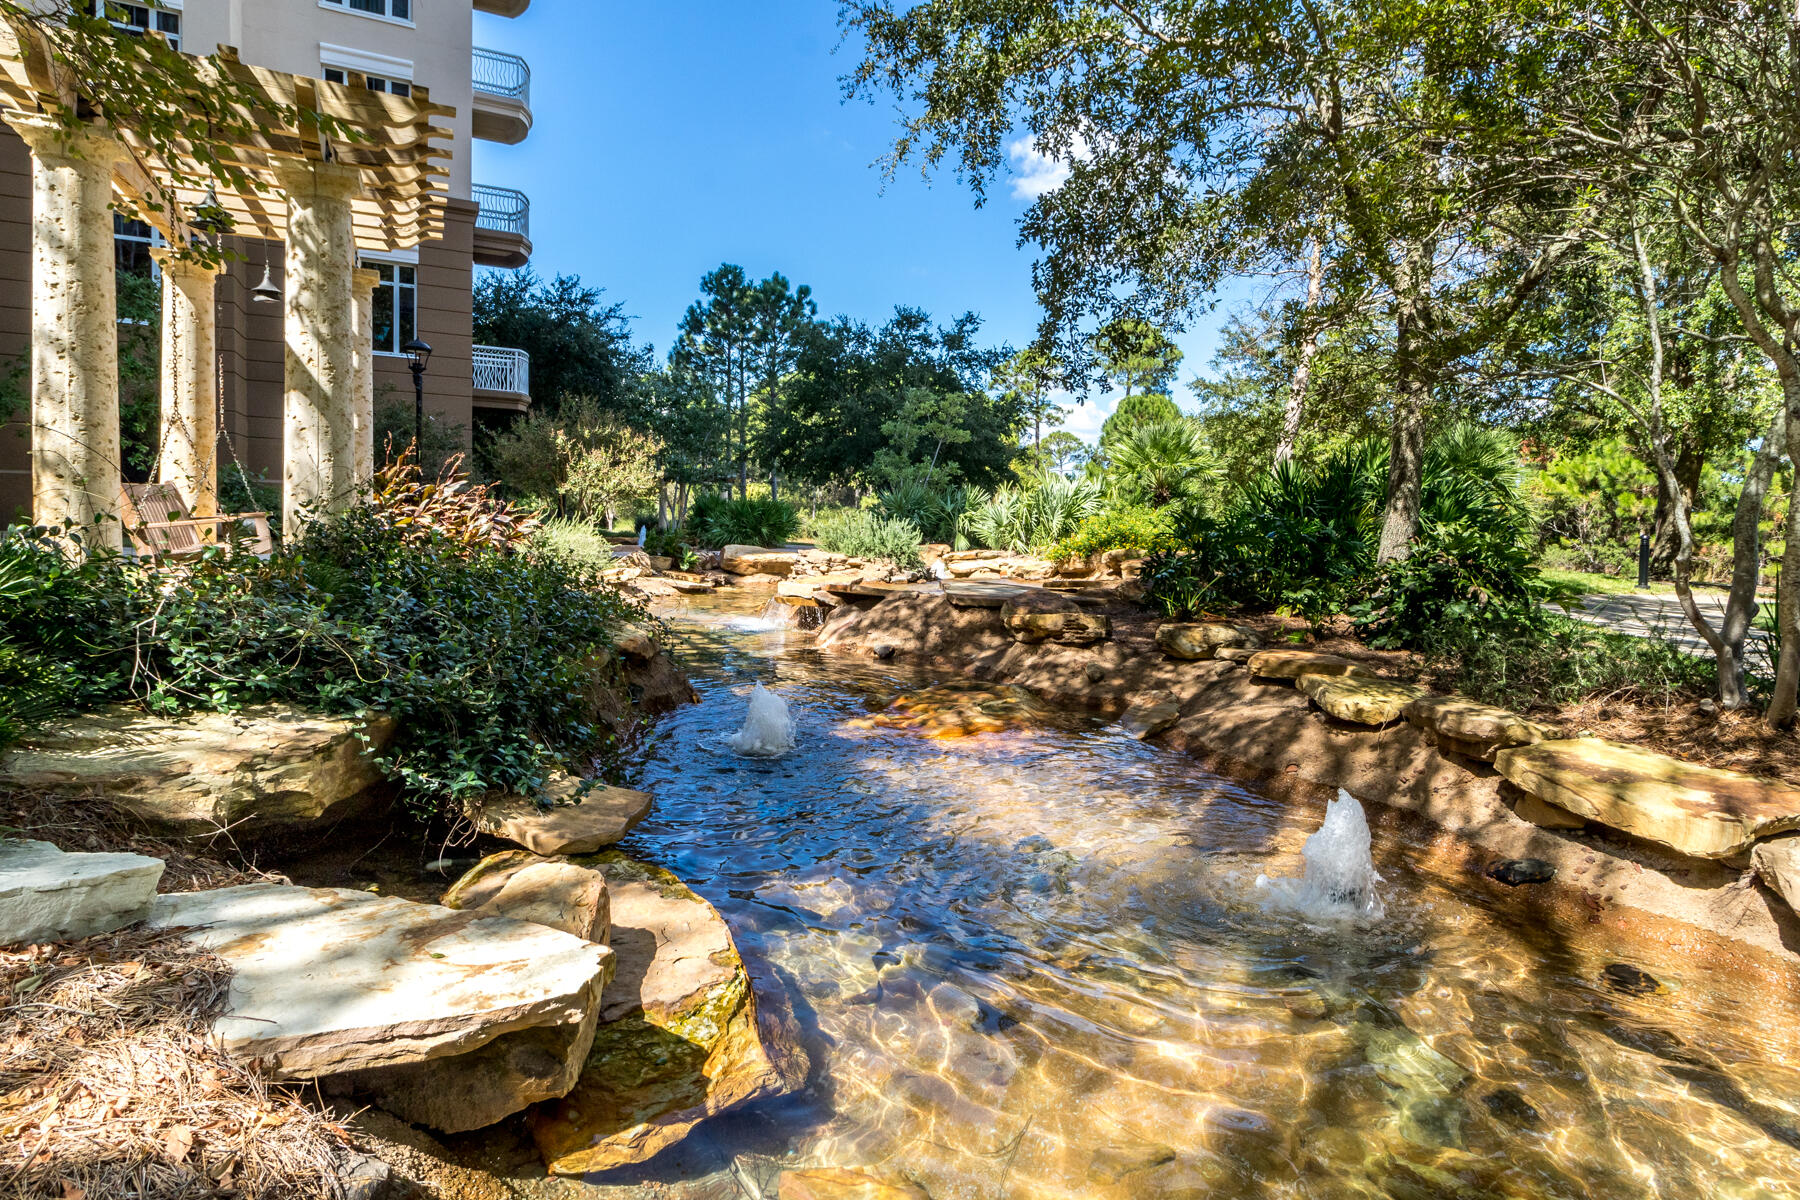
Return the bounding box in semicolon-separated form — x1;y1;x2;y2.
471;1;1254;444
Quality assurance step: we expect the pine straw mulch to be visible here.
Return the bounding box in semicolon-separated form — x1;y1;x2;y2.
0;790;275;894
0;927;365;1200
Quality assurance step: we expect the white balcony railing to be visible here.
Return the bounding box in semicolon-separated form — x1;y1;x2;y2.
473;183;530;238
472;345;530;397
473;47;530;104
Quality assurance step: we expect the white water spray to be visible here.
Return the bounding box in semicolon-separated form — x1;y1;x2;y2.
728;683;797;757
1255;789;1385;920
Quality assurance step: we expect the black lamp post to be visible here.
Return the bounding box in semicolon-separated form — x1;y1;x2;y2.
403;338;432;456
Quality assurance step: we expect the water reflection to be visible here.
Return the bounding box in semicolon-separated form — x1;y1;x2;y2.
590;595;1800;1199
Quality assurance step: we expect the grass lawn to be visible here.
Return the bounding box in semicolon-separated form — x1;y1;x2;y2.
1540;568;1674;596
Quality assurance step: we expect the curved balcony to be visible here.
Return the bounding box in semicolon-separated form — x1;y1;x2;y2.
472;47;532;145
472;345;531;412
473;0;530;16
472;183;531;269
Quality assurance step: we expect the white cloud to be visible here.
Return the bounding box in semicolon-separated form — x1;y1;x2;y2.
1006;134;1090;200
1052;389;1110;443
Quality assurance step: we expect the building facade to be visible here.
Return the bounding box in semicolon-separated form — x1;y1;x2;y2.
0;0;534;522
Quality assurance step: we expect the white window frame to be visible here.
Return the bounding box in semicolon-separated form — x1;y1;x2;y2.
317;0;414;29
362;254;421;357
323;66;413;97
95;0;182;51
114;215;165;327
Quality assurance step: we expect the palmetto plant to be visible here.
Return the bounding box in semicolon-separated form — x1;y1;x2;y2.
963;475;1103;552
1110;417;1216;508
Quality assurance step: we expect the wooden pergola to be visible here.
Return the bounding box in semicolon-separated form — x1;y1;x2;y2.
0;20;455;546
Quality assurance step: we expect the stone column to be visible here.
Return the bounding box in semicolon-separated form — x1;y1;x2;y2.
11;116;125;552
151;248;220;517
351;265;380;491
271;158;362;534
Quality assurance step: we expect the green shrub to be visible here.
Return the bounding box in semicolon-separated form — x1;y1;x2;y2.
1425;612;1713;712
688;494;799;548
1046;505;1179;565
0;510;643;813
961;475;1103;552
814;509;924;568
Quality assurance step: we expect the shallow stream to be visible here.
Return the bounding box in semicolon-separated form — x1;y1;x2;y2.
588;593;1800;1198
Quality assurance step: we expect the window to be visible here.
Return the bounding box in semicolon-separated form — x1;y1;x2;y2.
366;260;417;355
114;215;156;276
96;2;180;50
321;0;411;21
322;66;411;97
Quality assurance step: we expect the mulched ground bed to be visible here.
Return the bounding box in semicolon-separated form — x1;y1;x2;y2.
0;790;275;895
0;927;365;1200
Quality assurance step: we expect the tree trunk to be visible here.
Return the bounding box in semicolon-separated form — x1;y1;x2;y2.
769;468;779;502
1277;237;1325;464
657;483;668;532
1713;408;1786;708
1377;240;1434;563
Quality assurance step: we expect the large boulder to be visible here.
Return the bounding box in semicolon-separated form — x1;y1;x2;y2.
442;850;611;943
942;580;1040;609
1297;674;1430;726
2;706;396;836
1495;738;1800;859
466;772;653;856
1154;622;1258;661
999;592;1111;646
721;545;799;577
1118;693;1182;741
1246;649;1373;681
0;839;164;946
1404;695;1552;761
530;852;786;1174
1752;836;1800;914
148;885;612;1081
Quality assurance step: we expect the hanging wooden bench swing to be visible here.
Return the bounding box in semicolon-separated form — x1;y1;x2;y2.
118;482;273;563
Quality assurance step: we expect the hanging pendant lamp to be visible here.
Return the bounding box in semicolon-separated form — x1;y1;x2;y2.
250;242;281;303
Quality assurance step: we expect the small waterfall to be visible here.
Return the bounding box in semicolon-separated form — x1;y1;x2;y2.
1255;789;1385;920
728;683;797;757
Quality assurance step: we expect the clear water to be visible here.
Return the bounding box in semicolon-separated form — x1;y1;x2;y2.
585;594;1800;1199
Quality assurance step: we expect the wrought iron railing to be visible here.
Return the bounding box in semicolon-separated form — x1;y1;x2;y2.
472;184;530;238
472;47;530;104
472;345;530;397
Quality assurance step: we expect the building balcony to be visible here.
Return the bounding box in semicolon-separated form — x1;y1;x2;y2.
473;0;530;16
472;183;531;269
472;344;531;412
472;47;532;144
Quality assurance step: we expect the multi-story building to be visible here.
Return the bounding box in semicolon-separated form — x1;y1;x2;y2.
0;0;535;522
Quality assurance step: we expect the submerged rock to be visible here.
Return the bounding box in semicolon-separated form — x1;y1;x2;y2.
1601;962;1665;996
1118;693;1182;740
778;1168;929;1199
442;850;611;943
1496;738;1800;859
1;705;395;835
1486;858;1556;887
148;884;611;1081
852;684;1054;738
466;772;653;856
0;839;164;945
530;852;786;1174
1087;1142;1178;1184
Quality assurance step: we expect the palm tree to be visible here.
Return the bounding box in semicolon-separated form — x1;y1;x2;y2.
1111;418;1215;508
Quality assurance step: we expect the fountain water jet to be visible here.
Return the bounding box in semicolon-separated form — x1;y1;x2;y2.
1255;789;1386;920
728;683;798;757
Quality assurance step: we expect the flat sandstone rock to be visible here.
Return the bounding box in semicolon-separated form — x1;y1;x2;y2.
1404;695;1551;761
1118;694;1182;740
1;705;394;835
1246;649;1373;681
530;852;785;1174
0;839;165;946
442;850;611;944
149;884;612;1080
721;545;799;577
1495;738;1800;859
1297;674;1429;726
1752;836;1800;914
468;773;653;856
1154;622;1257;660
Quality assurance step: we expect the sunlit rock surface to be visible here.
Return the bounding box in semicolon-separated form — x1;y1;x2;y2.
1298;674;1430;726
466;772;652;856
530;852;786;1174
1404;694;1552;760
0;839;164;945
441;850;611;943
1246;649;1374;681
1497;737;1800;858
1;705;395;835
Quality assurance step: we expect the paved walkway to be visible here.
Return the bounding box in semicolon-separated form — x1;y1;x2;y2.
1570;592;1771;659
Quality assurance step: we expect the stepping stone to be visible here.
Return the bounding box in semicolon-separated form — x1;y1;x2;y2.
467;772;653;856
148;884;612;1082
1404;695;1551;761
0;839;164;946
531;852;786;1174
1297;674;1429;725
1246;649;1373;681
1495;738;1800;859
1154;622;1257;660
1000;594;1111;646
1118;694;1182;740
721;545;799;577
442;850;610;943
2;705;395;835
942;579;1040;608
